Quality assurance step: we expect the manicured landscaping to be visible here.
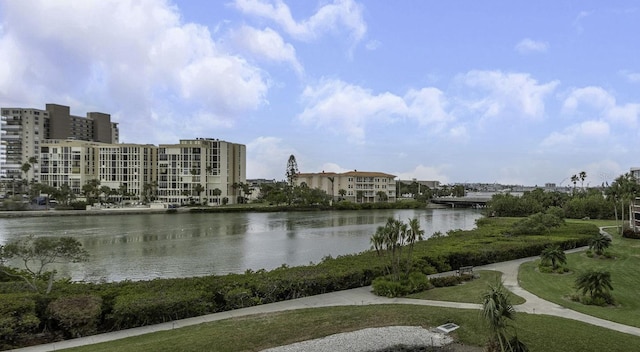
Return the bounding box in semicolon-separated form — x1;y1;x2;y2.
63;305;640;352
0;217;600;349
407;270;525;305
519;223;640;328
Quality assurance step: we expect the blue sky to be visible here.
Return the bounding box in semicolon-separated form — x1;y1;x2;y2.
1;1;639;186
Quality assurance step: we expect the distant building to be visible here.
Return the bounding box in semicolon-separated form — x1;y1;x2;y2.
1;104;119;181
295;170;396;203
40;139;157;200
157;138;246;205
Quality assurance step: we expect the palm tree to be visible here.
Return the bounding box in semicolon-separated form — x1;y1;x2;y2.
213;188;222;205
575;269;613;302
482;281;516;352
540;245;566;270
589;233;611;256
338;189;346;200
404;218;424;275
194;184;205;204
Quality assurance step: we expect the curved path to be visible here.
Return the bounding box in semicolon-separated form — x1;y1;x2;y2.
14;230;640;351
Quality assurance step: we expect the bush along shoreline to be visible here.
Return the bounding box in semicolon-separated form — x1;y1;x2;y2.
0;217;596;350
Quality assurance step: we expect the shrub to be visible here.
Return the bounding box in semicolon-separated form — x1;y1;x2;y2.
110;290;212;329
371;277;408;298
0;294;40;349
429;274;472;288
622;227;640;239
47;295;102;338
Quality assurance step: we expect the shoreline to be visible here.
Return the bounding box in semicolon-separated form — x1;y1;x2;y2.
0;207;190;218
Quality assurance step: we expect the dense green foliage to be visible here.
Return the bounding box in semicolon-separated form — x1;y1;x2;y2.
486;188;616;220
0;294;39;349
47;295;102;338
0;217;598;349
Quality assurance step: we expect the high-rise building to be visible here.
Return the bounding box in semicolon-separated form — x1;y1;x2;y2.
157;138;246;205
0;104;119;181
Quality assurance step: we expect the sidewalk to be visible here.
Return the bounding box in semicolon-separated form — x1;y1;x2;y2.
13;243;640;351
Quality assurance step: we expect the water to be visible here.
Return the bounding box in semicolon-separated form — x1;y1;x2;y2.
0;208;482;282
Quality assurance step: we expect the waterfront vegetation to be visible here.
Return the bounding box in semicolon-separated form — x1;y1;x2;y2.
0;215;599;349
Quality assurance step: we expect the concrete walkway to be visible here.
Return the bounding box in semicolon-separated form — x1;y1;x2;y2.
13;235;640;351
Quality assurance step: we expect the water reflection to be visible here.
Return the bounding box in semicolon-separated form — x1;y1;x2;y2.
0;208;482;282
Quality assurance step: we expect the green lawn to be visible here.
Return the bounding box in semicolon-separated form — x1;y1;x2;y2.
519;227;640;328
407;270;525;305
64;305;640;352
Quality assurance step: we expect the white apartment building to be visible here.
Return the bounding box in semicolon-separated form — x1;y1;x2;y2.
1;104;119;182
157;138;246;205
39;140;157;200
296;170;397;203
0;107;47;181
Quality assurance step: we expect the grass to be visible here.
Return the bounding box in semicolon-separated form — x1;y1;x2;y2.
519;224;640;328
63;305;640;352
407;271;525;305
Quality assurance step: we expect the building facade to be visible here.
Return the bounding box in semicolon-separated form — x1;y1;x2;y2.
39;140;157;200
157;138;246;205
295;170;397;203
1;104;119;182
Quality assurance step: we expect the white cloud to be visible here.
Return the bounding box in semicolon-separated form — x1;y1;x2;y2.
231;26;303;75
619;70;640;83
461;70;559;121
365;39;381;50
0;0;269;143
561;86;640;127
515;38;549;54
394;165;450;184
246;136;296;179
319;162;350;173
298;79;407;144
233;0;366;43
404;87;453;127
561;86;615;113
540;120;610;148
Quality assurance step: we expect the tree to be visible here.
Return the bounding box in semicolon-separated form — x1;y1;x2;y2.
82;179;101;204
213;188;222;205
579;171;587;191
0;236;88;294
285;155;299;186
376;191;388;202
539;245;566;270
575;269;613;303
338;188;347;200
55;184;75;206
142;181;158;203
193;184;205;204
589;233;611;256
370;217;423;282
605;173;640;235
482;281;527;352
356;190;364;203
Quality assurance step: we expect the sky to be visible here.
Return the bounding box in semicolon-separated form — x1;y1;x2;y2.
0;1;639;187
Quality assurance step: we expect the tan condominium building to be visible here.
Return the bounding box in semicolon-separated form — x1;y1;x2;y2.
295;170;397;203
1;104;119;181
157;138;246;205
39;138;246;205
39;140;156;200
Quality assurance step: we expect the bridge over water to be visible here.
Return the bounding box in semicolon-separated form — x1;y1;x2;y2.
430;192;522;208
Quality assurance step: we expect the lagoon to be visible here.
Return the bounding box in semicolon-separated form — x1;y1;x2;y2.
0;208;482;282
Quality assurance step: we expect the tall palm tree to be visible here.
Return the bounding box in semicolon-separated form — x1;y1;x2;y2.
589;233;611;256
540;245;566;270
404;218;424;275
482;281;516;352
575;269;613;301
